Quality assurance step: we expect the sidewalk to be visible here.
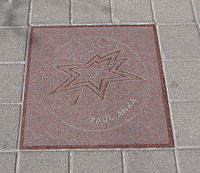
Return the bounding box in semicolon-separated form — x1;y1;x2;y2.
0;0;200;173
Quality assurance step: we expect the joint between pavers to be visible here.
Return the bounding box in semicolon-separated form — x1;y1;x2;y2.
173;148;181;173
69;152;73;173
164;59;200;62
109;0;114;24
190;0;200;38
26;22;200;27
0;62;26;65
177;146;200;150
70;0;73;25
121;150;126;173
169;100;200;103
0;26;28;29
0;103;22;106
28;0;33;26
149;0;156;23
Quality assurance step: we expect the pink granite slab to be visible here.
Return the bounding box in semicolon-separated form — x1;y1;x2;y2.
20;25;174;149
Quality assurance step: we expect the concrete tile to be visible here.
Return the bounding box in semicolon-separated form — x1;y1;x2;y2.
177;149;200;173
164;62;200;100
125;150;176;173
0;29;27;62
194;0;200;23
0;65;24;103
152;0;194;23
19;151;68;173
112;0;153;22
73;0;111;24
0;0;30;26
171;102;200;146
0;153;16;173
31;0;70;25
159;26;200;60
0;106;20;149
73;151;122;173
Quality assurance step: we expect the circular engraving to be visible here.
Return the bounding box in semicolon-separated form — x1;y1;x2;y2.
42;37;149;131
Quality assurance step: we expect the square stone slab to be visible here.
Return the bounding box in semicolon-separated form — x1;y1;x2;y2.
20;25;173;149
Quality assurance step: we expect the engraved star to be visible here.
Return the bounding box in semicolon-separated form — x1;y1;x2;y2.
50;50;145;99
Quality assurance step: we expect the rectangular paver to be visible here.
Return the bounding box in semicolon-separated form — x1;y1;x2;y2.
31;0;70;25
159;26;200;60
0;105;21;149
73;0;111;24
171;102;200;146
20;25;173;149
0;65;24;103
125;150;177;173
72;151;122;173
112;0;153;23
177;149;200;173
0;153;16;173
152;0;194;23
18;151;68;173
164;62;200;100
0;28;27;62
0;0;30;26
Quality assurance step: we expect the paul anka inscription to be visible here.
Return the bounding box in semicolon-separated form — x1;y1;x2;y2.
90;98;136;124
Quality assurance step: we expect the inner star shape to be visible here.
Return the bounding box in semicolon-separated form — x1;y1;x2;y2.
50;50;145;99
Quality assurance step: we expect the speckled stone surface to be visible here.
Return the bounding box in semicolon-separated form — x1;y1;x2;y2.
0;64;24;103
18;151;69;173
0;153;16;173
0;105;20;149
0;28;27;62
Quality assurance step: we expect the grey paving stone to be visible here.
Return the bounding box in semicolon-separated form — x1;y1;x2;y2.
164;62;200;100
0;0;30;26
73;0;111;24
159;26;200;60
0;65;24;103
73;151;122;173
177;149;200;173
171;102;200;146
0;153;16;173
19;151;68;173
0;105;20;150
125;150;176;173
0;29;27;62
31;0;70;25
152;0;194;23
194;0;200;23
112;0;153;23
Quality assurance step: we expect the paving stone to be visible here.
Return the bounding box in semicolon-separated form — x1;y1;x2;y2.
20;26;173;149
171;102;200;146
177;149;200;173
31;0;70;25
0;153;16;173
0;105;20;149
0;65;24;103
159;26;200;60
112;0;153;22
194;0;200;23
0;0;30;26
164;62;200;100
19;151;68;173
0;28;27;62
125;150;176;173
152;0;194;23
73;151;122;173
73;0;111;24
